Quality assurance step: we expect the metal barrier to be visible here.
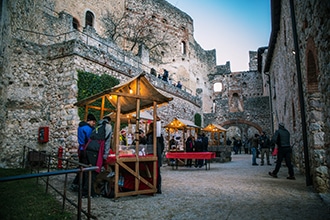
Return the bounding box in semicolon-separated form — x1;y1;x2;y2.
2;146;100;220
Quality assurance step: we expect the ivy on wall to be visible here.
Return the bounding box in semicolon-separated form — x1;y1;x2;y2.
77;70;120;120
194;113;201;133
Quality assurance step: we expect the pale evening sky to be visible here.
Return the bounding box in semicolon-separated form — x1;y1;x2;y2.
166;0;271;72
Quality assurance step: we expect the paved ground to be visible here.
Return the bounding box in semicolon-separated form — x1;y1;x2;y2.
57;153;330;220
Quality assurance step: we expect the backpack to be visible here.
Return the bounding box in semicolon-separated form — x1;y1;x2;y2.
94;169;115;198
84;121;107;152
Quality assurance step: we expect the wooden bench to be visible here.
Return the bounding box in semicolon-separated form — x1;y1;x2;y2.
166;152;216;170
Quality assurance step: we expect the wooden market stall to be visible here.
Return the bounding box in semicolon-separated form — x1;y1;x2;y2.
74;73;173;198
202;123;227;146
163;117;199;151
202;123;230;162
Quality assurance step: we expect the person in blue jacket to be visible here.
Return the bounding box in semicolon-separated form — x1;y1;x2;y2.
70;113;96;191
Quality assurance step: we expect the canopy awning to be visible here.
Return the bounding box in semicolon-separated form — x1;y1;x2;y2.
202;124;227;133
107;111;159;123
164;117;199;130
74;73;173;115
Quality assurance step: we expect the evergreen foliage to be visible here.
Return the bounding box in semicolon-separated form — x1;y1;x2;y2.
194;113;201;127
77;70;120;120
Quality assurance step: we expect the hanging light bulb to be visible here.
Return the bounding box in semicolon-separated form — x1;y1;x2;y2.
129;87;133;94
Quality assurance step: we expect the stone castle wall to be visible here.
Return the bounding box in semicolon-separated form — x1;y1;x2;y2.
0;0;203;167
266;0;329;192
205;70;271;139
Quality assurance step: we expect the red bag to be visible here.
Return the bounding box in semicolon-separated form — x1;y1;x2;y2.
272;148;278;156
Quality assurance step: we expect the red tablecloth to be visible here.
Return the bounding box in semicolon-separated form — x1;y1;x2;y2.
166;152;216;159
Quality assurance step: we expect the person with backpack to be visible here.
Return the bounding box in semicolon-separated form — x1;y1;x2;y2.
70;113;96;192
83;116;112;198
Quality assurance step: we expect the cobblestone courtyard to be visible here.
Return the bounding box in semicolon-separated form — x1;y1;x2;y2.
55;154;330;220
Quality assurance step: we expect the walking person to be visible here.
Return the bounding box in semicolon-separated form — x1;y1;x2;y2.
259;131;271;165
269;123;295;180
251;134;259;166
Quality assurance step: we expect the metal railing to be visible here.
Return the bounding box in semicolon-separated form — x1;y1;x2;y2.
0;146;99;220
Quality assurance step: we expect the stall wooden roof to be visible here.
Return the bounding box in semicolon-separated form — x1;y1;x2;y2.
164;117;199;130
74;73;173;114
202;123;227;132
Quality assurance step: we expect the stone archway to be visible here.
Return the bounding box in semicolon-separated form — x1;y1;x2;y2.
220;119;263;141
220;119;263;133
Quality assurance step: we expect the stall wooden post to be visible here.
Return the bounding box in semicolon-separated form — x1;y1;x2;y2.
114;96;121;197
153;101;157;189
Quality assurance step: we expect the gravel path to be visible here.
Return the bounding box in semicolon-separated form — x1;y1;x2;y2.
51;154;330;220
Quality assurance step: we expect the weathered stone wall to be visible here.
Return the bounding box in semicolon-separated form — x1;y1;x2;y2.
1;35;202;168
0;0;203;168
205;69;270;139
266;0;329;192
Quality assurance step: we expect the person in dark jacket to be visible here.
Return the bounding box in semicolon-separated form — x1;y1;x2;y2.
269;123;295;180
194;134;204;168
259;131;271;165
185;135;194;167
251;134;259;166
70;113;96;191
146;123;163;194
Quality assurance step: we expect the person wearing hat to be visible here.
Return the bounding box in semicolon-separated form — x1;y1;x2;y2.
70;113;97;191
269;123;295;180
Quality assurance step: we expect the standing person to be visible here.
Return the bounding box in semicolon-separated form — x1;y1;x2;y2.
226;138;232;147
169;136;177;165
139;129;147;145
232;137;238;154
237;138;242;154
202;133;209;165
146;123;163;194
162;69;169;82
70;113;96;191
158;133;165;166
259;131;271;165
194;134;204;168
185;135;194;167
251;134;259;166
269;123;295;180
83;116;112;197
243;135;249;154
176;81;182;89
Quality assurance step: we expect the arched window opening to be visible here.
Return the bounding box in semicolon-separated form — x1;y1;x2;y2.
85;11;94;27
72;17;79;30
307;50;318;93
214;82;222;92
181;41;186;55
